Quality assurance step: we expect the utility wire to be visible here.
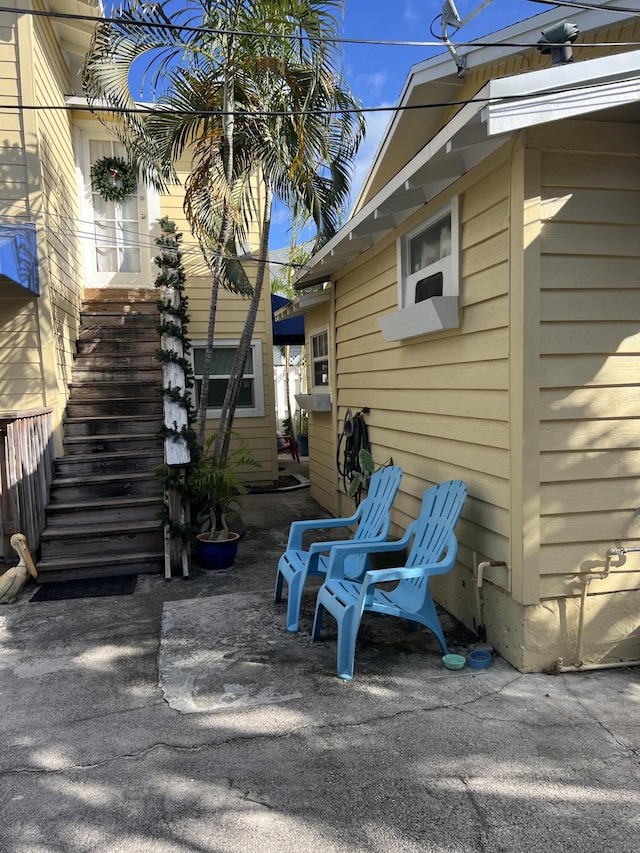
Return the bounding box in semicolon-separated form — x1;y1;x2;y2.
1;76;630;117
0;4;638;49
7;212;312;270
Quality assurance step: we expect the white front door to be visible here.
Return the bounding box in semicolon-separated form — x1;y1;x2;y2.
79;130;157;288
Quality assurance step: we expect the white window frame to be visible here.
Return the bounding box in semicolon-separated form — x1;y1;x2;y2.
378;197;460;342
309;325;330;392
191;339;264;418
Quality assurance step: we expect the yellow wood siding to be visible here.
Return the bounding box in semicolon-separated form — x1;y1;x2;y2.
533;121;640;597
0;297;43;410
160;175;279;483
32;16;84;412
331;156;512;600
0;11;84;452
0;13;27;218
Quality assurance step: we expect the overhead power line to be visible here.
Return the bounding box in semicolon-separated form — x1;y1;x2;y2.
1;77;632;117
5;212;311;270
0;4;638;50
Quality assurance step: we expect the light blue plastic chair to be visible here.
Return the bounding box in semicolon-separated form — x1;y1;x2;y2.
312;479;467;679
274;465;403;632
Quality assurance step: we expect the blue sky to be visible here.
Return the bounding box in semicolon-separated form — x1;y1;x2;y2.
269;0;552;249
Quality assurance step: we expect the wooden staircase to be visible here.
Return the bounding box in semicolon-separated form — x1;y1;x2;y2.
36;291;166;582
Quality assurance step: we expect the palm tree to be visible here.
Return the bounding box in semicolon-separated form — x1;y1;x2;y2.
211;22;364;461
83;0;363;460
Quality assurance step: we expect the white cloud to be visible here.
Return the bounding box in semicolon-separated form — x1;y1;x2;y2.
356;71;387;98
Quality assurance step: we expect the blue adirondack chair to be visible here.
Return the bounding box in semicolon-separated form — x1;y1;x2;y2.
274;465;403;632
312;479;467;679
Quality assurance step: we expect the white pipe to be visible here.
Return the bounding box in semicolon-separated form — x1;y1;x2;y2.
474;545;638;672
474;559;510;639
556;658;640;673
568;543;639;668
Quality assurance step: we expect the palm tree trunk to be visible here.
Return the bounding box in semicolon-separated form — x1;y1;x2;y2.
196;64;236;453
214;183;272;462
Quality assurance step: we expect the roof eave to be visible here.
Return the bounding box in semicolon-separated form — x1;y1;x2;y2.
355;0;640;209
297;48;640;287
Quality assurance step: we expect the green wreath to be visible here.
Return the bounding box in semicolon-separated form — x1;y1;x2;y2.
90;156;137;202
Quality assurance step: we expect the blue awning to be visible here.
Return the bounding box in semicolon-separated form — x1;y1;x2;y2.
272;294;305;345
0;224;40;296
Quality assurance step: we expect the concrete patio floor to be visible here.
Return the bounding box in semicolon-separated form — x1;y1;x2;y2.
1;460;639;852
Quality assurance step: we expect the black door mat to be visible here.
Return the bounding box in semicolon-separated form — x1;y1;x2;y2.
30;575;137;602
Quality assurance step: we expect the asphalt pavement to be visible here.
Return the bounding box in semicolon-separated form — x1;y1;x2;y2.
2;460;639;853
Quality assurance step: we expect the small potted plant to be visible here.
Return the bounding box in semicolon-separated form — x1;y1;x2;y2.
190;435;259;570
348;448;406;569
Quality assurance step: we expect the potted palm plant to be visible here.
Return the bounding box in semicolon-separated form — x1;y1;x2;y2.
348;449;406;569
190;435;259;570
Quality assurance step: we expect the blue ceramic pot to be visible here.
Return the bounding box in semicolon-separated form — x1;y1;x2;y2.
196;532;239;570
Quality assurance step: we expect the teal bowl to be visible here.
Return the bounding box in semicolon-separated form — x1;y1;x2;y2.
442;653;466;671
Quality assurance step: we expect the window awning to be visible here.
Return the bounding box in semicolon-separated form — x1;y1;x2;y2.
0;224;40;296
271;294;305;345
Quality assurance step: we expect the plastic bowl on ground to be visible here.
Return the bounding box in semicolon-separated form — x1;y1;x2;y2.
442;653;467;670
467;649;493;670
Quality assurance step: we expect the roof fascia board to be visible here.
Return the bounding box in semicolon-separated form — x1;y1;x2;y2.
355;0;638;207
485;49;640;134
409;0;635;87
277;289;331;314
298;96;485;284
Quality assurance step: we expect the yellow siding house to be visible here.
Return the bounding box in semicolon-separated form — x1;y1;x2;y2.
0;2;278;567
292;1;640;673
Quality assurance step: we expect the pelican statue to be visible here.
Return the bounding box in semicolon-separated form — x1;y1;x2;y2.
0;533;38;604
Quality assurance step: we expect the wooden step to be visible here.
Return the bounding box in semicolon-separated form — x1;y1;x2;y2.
71;366;162;384
40;289;168;582
36;550;165;582
80;311;159;328
46;495;162;527
39;520;164;558
62;434;163;456
69;380;161;400
63;415;162;437
74;351;159;367
66;398;163;418
82;299;159;315
54;450;163;477
78;325;159;342
49;472;162;502
77;339;159;356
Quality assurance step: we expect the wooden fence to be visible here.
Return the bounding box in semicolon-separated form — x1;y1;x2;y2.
0;408;54;558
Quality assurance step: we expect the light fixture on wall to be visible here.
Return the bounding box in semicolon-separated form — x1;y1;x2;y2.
537;20;579;66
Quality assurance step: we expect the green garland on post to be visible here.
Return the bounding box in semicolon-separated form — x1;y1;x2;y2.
90;156;137;201
154;218;198;543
